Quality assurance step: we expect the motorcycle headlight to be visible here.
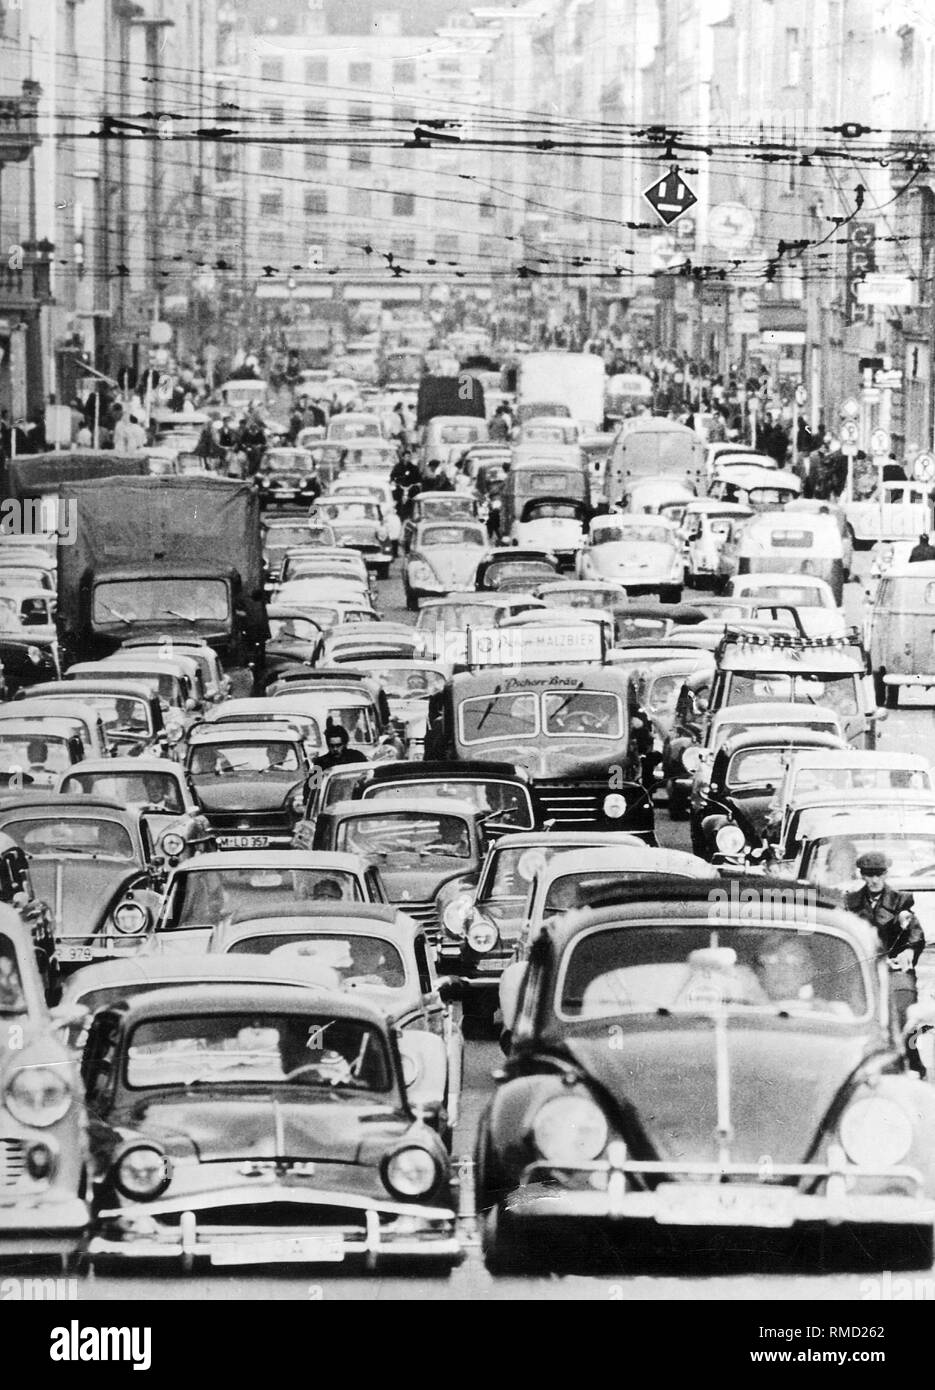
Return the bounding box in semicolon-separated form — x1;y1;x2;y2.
443;894;472;938
4;1066;72;1128
839;1097;913;1167
160;831;186;858
602;792;627;819
532;1094;609;1164
715;823;746;857
466;916;498;954
113;901;149;935
382;1145;440;1199
114;1144;172;1200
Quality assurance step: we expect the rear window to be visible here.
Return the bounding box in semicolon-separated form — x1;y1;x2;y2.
5;816;134;860
767;529;813;548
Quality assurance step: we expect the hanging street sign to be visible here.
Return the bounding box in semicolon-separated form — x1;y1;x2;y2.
841;421;860;444
869;427;891;456
644;168;698;227
913;453;935;483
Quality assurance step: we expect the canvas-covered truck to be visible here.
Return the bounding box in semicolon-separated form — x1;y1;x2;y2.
416;373;486;427
57;476;268;691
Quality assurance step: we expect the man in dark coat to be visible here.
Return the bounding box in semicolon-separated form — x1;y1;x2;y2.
908;532;935;563
311;724;368;774
845;850;926;1075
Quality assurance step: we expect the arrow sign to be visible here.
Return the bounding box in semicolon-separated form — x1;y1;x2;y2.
644;169;698;227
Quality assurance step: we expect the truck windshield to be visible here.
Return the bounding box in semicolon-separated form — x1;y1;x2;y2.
93;579;229;624
727;672;859;716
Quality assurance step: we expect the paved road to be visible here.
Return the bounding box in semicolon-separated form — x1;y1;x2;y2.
68;552;935;1299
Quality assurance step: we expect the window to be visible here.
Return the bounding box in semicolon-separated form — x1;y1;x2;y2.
305;148;327;171
349;102;371;125
259;192;283;218
479;236;495;260
264;104;285;125
393;193;415;216
393;104;415;125
216;198;237;235
347;188;372;216
435;234;459;258
260;145;283;170
305;58;328;83
394;235;416;258
349;146;371;167
785;28;801;86
349;62;372;84
305;102;326;124
392;60;415;85
216;148;236;180
480;200;494;220
304;190;328;216
260;59;284;81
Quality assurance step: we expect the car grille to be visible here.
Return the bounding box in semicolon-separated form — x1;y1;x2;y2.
534;781;606;826
0;1139;26;1189
393;899;440;935
154;1204;368;1233
206;811;294;833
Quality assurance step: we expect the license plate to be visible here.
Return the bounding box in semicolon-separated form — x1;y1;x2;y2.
57;944;92;963
210;1235;345;1266
655;1183;795;1228
216;835;269;849
475;959;503;973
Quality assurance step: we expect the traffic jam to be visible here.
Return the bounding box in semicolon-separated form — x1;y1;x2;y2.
5;348;935;1287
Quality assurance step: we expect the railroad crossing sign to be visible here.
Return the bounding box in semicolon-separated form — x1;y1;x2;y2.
913;452;935;483
643;168;698;227
870;427;891;456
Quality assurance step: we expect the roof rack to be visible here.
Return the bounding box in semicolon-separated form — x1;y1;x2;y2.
715;624;870;671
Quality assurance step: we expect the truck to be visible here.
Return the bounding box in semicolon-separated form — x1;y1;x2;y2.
57;476;268;691
416;373;486;427
514;352;606;432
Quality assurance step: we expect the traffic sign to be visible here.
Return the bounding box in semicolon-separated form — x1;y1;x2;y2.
840;398;860;420
913;453;935;483
870;428;891;456
794;384;808;406
644;169;698;227
841;422;860;444
707;202;756;252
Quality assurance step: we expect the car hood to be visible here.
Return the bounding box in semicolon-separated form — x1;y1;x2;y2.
411;548;484;587
564;1020;868;1165
464;743;623;781
516;520;584;546
122;1093;405;1164
29;858;139;936
377;859;473;900
193;775;303;813
588;542;677;575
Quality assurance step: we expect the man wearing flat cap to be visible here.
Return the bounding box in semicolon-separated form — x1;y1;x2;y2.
845;850;926;1076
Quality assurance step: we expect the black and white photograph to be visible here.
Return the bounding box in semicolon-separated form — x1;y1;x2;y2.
1;0;935;1333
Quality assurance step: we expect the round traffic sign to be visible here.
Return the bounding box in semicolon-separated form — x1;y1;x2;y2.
840;398;860;420
913;453;935;483
794;384;808;406
870;428;891;456
841;421;860;444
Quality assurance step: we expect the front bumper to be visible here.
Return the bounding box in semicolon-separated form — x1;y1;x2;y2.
89;1183;462;1269
0;1196;89;1254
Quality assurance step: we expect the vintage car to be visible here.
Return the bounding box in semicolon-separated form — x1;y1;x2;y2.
66;657;201;749
83;985;462;1269
2;696;113;761
679;499;755;590
255;447;320;508
273;581;378;628
325;411;385;442
206;902;463;1142
414;592;545;664
688;726;847;862
185;723;311;850
576;514;684;602
310;796;490;937
477;878;935;1272
708;464;803;511
324;483;402;555
22;678;169;757
509;498;590;568
54;757;214;864
308;498;394;578
401;493;479;554
338;441;400;472
0;796;167;970
403;520;489;609
725;573;846;639
0;830;57;1001
152;849;388;953
474;548;560;594
606;418;705;502
0;904;90;1257
841;466;933;547
265;683;396;760
726;510;847;606
786;801;935;898
262;518;337;585
533;579;628;611
638;653;716;784
765;749;934;849
319;627;424;673
867;562;935;708
333;660;449;758
118;637;230;706
0;715;89;790
611;600;707;647
264;609;326;679
621;475;696;519
0;608;60;695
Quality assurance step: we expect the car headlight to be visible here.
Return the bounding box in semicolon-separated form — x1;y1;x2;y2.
715;823;746;856
164;722;183;744
680;745;703;774
382;1145;440;1199
114;1144;172;1200
290;789;306;816
839;1097;914;1167
160;831;186;858
532;1094;609;1164
113;900;149;935
408;561;437;584
443;894;472;938
602;792;627;819
466;916;498;953
260;477;271;487
4;1066;72;1128
27;645;43;665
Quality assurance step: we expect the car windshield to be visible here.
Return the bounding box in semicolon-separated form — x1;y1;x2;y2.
460;692;538;744
319;502;380;523
439;425;481;443
737;586;823;608
727;672;859;716
526;502;582;520
0;932;26;1016
92;579;229;624
66;694;152;733
336;812;471;860
367;666;446;699
329;420;380;440
725;748;786;787
61;770;184;810
804;835;935;886
559;924;867;1020
483;560;556;588
225;930;406;988
792;766;931;797
265;526;317;554
593;523;670;545
5;816;134;860
417;603;500;631
648;675;681;710
189;741;302;776
616;617;668;640
266;451;313;473
367;779;533;826
168;867;362;928
541;588;618;611
523;425;572;442
268;617;323;643
543;691;623;738
419;525;486;547
419;498;473;519
0;734;71;783
125;1013;392;1091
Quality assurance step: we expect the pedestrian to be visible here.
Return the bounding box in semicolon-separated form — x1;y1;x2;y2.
311;723;369;774
908;532;935;563
112;407;147;453
882;454;907;483
845;850;926;1076
422;459;453;492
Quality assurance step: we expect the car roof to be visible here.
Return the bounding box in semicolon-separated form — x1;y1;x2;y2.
187;723;304;743
57;757;183;776
486;830;645;849
784;750;931;771
61;953;339;1000
718;728;846;756
225;899;402;927
885;562;935;578
26;679;156;699
0;794;134;816
110;983;386;1027
799;807;935;833
360;759;523;782
535;847;717;880
168;850;371;872
324;796;479;819
711;702;841;724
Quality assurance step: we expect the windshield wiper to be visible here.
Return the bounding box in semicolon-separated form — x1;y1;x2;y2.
162;609;199;623
100;603;132;624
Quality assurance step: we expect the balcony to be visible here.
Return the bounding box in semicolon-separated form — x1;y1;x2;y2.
0;248;54;314
0;81;41;164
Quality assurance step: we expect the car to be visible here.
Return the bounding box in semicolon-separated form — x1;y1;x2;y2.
474;548;560;593
277;549;372;598
725;573;846;638
0;903;90;1258
310;797;490;937
679;499;755;590
477;877;935;1273
622;475;696;519
67;657;201;747
309;499;394;577
185;723;311;850
533;579;628;611
272;582;378;628
764;750;934;849
325;475;402;551
319;625;425;668
509;498;589;567
401;493;479;554
787;804;935;900
21;678;170;757
403;519;489;609
116;638;230;706
151;848;388;953
264;608;326;678
206;901;463;1143
54;757;215;864
339;441;400;471
83;985;462;1269
333;660;449;757
325;411;385;442
255;447;320;508
262;519;337;585
0;715;89;790
414;592;545;663
577;514;685;601
0;796;167;970
0;606;60;694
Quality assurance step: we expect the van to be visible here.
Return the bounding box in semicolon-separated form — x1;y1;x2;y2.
868;561;935;708
607;418;705;504
420;415;489;472
499;457;590;539
730;510;846;604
